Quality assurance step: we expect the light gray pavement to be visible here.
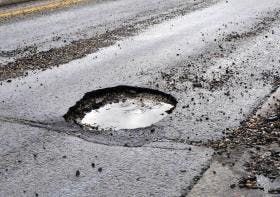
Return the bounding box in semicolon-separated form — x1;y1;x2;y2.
0;0;280;196
1;0;280;142
0;121;213;197
0;0;218;64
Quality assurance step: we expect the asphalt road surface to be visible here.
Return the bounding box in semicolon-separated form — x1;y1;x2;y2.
0;0;280;196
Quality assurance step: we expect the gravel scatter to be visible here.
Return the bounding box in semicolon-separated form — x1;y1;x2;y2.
206;83;280;187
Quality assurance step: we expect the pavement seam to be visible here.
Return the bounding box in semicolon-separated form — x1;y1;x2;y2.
0;116;209;150
182;157;214;196
180;84;279;196
186;85;280;196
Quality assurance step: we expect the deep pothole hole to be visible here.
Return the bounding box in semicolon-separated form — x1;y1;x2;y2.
64;86;177;131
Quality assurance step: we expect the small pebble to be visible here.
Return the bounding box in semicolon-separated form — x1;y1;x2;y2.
76;170;80;177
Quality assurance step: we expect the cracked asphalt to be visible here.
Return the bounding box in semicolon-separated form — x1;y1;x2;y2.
0;0;280;196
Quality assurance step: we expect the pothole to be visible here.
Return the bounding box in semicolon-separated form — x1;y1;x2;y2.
64;86;177;131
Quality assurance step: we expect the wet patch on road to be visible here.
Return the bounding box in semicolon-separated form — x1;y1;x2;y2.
0;0;217;81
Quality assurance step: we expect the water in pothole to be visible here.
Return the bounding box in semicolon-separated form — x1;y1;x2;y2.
81;98;174;130
64;86;177;131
